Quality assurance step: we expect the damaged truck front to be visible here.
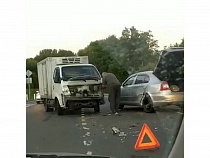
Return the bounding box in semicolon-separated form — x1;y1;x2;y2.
37;56;104;115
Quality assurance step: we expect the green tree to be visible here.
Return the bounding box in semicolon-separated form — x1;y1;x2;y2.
169;38;184;47
78;41;129;82
99;26;160;74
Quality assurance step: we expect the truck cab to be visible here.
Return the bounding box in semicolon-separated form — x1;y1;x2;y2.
37;56;104;115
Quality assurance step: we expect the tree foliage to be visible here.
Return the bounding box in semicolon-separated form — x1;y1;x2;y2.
78;41;129;82
169;38;184;48
99;26;160;74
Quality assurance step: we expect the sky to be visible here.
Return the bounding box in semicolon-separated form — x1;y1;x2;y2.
26;0;184;58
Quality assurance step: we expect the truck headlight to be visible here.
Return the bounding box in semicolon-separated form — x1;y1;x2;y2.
62;86;70;95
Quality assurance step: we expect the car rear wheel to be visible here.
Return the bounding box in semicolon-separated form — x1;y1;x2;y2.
143;94;155;113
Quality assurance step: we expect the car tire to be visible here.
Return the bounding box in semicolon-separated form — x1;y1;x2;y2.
143;94;155;113
36;101;40;104
55;99;63;115
119;104;124;110
94;103;100;113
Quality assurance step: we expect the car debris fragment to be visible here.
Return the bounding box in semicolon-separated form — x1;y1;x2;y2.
119;132;127;137
112;127;120;134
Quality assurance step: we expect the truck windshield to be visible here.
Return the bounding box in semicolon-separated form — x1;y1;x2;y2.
61;65;101;81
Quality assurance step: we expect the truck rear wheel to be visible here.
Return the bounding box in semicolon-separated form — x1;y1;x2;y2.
44;99;51;112
94;103;100;113
55;99;63;115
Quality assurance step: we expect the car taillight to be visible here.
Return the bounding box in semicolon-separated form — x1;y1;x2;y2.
160;81;170;91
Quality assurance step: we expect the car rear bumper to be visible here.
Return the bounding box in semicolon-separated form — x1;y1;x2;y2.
150;92;184;107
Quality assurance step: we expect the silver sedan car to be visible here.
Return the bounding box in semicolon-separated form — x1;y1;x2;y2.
120;48;184;113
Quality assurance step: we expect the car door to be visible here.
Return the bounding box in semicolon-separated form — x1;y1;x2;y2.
130;74;150;104
120;75;136;103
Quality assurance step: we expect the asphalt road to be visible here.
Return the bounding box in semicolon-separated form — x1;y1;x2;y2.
26;97;183;158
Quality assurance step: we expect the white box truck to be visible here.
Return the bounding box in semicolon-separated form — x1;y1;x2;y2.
37;56;104;115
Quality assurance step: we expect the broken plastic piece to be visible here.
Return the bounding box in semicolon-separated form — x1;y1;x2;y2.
119;132;127;137
112;127;120;134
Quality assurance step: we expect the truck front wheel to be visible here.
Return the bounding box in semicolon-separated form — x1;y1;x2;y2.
94;103;100;113
55;99;63;115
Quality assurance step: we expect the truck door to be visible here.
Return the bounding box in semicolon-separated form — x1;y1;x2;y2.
52;67;62;102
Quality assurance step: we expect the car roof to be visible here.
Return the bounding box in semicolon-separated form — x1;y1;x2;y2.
162;47;184;53
130;71;153;77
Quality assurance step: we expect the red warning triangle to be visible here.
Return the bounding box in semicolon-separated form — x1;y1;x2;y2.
134;124;160;150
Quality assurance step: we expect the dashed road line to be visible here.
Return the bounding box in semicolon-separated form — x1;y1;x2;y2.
86;151;92;155
80;108;93;155
82;123;87;126
83;127;90;130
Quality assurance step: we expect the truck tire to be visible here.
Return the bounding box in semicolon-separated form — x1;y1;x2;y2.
143;94;155;113
55;99;63;115
44;99;51;112
94;103;100;113
119;104;124;110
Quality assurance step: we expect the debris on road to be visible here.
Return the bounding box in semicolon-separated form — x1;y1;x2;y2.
130;124;137;127
112;127;120;134
119;132;127;137
102;131;105;133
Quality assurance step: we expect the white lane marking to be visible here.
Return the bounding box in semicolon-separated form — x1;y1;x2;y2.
80;109;93;153
84;132;91;137
86;151;92;155
83;140;92;146
83;127;90;130
26;104;36;108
